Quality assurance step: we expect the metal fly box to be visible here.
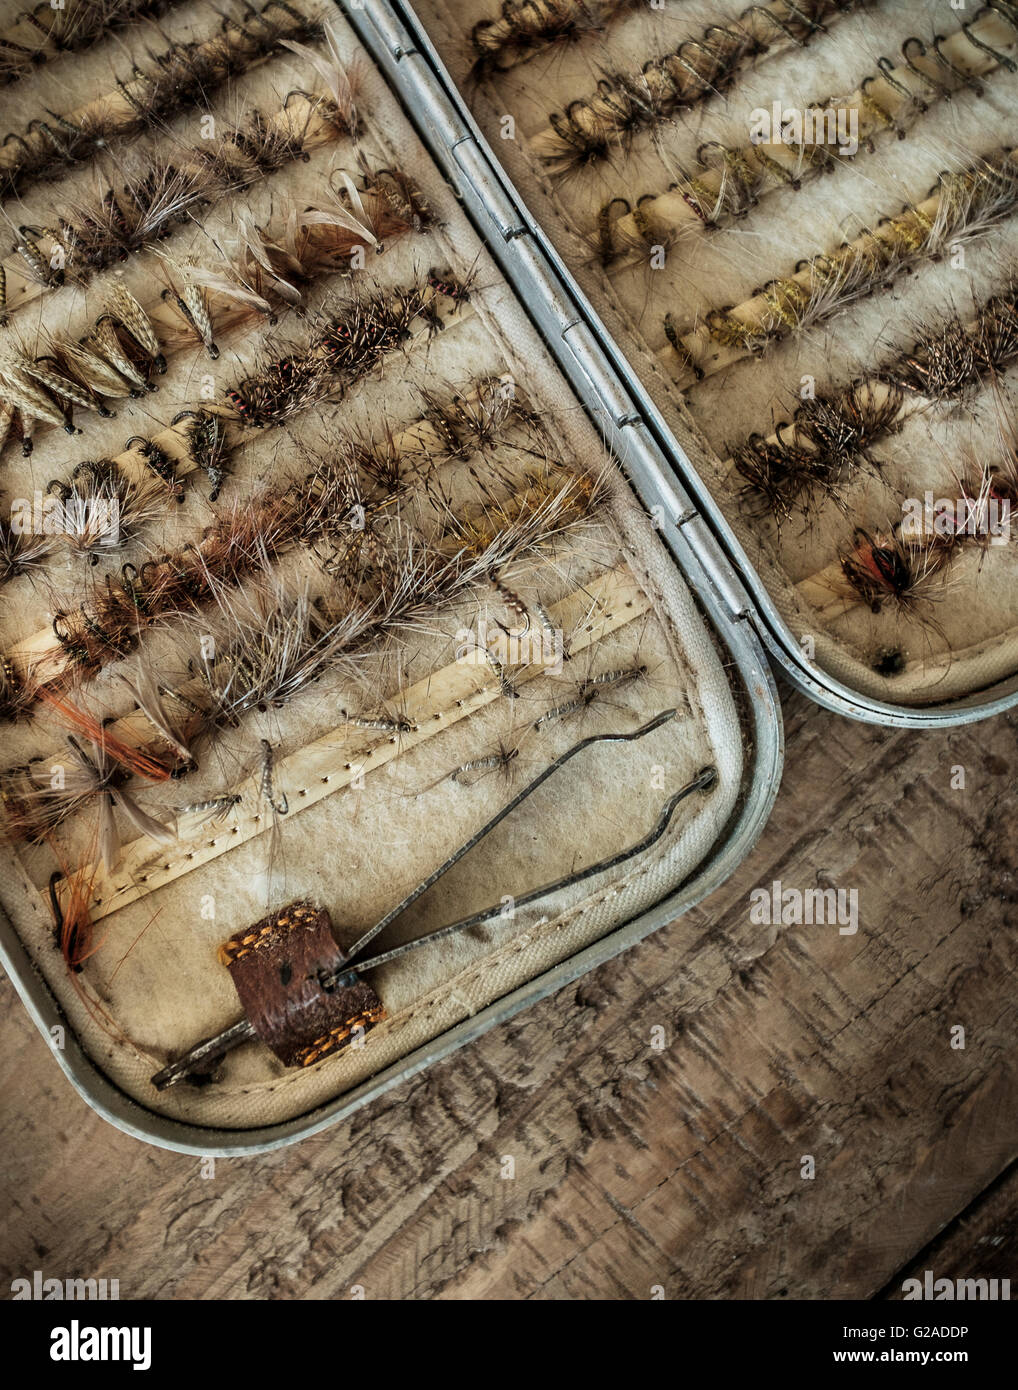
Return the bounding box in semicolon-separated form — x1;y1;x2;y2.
0;0;1011;1153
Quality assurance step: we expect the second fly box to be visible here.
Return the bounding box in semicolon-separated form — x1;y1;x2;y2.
378;0;1018;725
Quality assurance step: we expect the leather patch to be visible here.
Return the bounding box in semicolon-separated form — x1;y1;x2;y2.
219;901;385;1067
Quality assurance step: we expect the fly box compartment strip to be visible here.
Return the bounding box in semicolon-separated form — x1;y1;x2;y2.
0;0;780;1154
385;0;1018;726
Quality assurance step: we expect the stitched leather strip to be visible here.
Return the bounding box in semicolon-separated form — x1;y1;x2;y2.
220;900;385;1066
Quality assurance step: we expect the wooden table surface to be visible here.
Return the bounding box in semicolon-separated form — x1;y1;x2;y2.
1;684;1016;1300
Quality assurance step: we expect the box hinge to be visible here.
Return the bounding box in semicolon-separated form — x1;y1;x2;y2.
358;9;468;149
677;513;754;622
360;1;417;61
561;322;642;431
450;138;529;241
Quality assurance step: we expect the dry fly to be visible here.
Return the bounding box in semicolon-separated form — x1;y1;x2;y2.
221;281;439;427
82;318;155;396
338;703;418;737
597;14;1018;257
51;337;141;402
52;162;214;276
256;734;290;902
173;408;231;500
840;527;952;613
0;51;361;304
884;289;1018;402
185;164;431;325
158;260;219;358
0;503;54;583
731;384;904;520
48;485;313;679
0;107;110;196
1;733;173;864
278;25;360;134
0;313;151;450
47;859;104;971
0;653;41;721
184;575;373;727
446;736;523;787
117;663;196;772
418;715;533;792
43;460;174;563
36;687;183;782
213;99;321;178
0;350;75;444
417;375;540;460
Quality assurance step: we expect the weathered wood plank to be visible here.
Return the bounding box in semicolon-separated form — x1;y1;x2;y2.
880;1161;1018;1299
1;689;1016;1300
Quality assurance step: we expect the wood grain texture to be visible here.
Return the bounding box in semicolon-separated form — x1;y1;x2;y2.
882;1161;1018;1298
1;684;1016;1300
